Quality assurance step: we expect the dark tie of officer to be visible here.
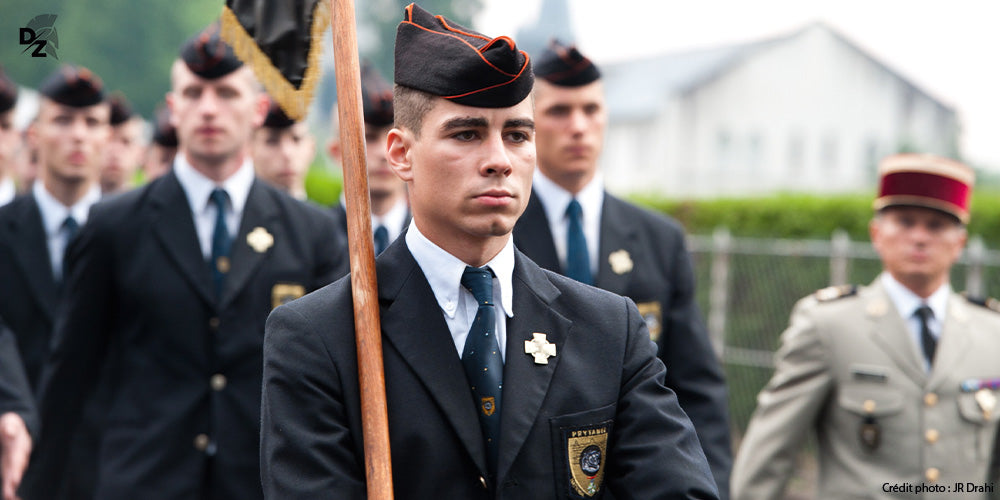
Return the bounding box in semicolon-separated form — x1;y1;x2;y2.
210;188;232;300
915;304;936;365
565;198;592;285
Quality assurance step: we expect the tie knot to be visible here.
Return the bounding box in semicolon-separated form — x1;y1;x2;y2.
374;225;388;240
461;266;494;305
209;188;230;211
566;198;583;219
916;305;934;321
63;215;79;233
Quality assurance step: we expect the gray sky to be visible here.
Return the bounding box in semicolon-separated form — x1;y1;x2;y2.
476;0;1000;170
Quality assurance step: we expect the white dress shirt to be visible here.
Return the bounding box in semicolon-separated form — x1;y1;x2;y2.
33;181;100;279
0;177;15;207
173;154;255;259
405;220;514;361
531;170;604;276
339;194;410;242
880;272;949;372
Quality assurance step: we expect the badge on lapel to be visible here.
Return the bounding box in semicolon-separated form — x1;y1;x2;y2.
524;333;557;365
271;283;305;309
247;226;274;253
607;249;632;275
563;422;611;498
636;301;662;342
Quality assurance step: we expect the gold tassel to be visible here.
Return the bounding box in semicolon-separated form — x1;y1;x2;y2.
219;2;330;121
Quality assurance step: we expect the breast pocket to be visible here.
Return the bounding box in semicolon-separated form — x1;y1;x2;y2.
550;403;616;499
957;389;1000;460
838;384;905;454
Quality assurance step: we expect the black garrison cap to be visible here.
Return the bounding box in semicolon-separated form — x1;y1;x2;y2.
360;60;393;127
262;97;296;129
38;65;106;107
151;105;178;147
534;39;601;87
108;92;135;126
180;22;243;79
394;3;533;108
0;66;17;113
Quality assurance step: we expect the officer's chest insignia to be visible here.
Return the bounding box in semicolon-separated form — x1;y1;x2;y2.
975;389;997;420
607;249;633;275
524;333;556;365
636;301;662;342
564;422;611;498
246;226;274;253
814;284;857;302
272;283;306;309
963;293;1000;313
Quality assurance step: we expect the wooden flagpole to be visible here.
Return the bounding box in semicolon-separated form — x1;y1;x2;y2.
329;0;394;497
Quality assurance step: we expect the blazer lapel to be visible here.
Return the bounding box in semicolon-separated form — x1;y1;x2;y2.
7;197;58;319
513;190;562;273
595;194;637;295
377;242;488;474
496;251;570;482
864;281;927;384
927;293;971;391
151;172;215;307
221;181;277;309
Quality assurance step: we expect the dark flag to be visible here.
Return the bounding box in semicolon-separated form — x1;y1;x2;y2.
220;0;329;120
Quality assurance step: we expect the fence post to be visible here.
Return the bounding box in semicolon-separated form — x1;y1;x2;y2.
830;229;850;286
708;227;731;359
966;235;985;298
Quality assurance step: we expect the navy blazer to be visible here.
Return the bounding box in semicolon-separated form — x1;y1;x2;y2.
261;237;718;499
0;195;59;390
514;189;733;498
22;171;347;500
0;316;37;437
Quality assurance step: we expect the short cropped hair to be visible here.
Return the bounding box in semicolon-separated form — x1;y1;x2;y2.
393;84;435;138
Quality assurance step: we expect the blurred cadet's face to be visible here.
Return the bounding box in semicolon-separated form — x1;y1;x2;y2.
870;206;967;294
168;63;265;167
388;97;535;256
252;122;314;195
364;123;405;200
101;118;145;193
0;110;20;175
31;99;110;186
533;79;606;193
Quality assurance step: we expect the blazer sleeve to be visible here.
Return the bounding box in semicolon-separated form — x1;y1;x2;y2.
731;299;833;500
20;211;116;498
607;296;720;500
656;231;733;498
312;209;350;287
0;317;37;438
260;302;365;499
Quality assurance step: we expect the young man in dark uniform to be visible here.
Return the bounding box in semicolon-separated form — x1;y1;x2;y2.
260;5;718;499
513;39;733;498
21;24;346;500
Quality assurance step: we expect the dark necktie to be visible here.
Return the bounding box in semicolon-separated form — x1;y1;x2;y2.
373;224;389;256
460;266;503;477
209;188;232;300
565;199;593;285
915;305;936;366
63;215;80;243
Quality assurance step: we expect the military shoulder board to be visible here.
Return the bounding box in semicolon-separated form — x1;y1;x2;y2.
814;284;858;302
963;293;1000;313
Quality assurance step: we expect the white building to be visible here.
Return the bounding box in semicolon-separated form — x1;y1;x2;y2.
599;23;959;198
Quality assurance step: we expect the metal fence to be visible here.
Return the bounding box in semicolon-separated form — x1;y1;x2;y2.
687;228;1000;432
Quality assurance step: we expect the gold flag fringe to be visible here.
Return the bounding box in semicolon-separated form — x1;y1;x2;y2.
220;1;330;121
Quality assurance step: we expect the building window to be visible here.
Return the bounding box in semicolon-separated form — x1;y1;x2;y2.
787;133;805;172
716;129;733;172
821;134;839;170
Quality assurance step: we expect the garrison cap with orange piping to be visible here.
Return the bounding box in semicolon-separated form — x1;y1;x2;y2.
534;39;601;87
38;64;106;108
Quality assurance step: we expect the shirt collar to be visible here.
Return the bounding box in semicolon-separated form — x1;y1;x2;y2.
173;153;255;215
405;219;515;320
532;169;604;225
880;272;950;322
373;197;409;240
33;181;101;237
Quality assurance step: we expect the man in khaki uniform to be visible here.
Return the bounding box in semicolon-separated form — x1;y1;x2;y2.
733;153;1000;499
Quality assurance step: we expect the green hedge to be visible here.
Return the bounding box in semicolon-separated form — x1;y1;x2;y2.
631;191;1000;247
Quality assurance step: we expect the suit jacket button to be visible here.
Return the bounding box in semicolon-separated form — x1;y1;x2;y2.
925;467;940;482
924;393;938;407
194;433;210;451
210;374;227;391
479;476;488;489
925;429;939;444
208;317;220;330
